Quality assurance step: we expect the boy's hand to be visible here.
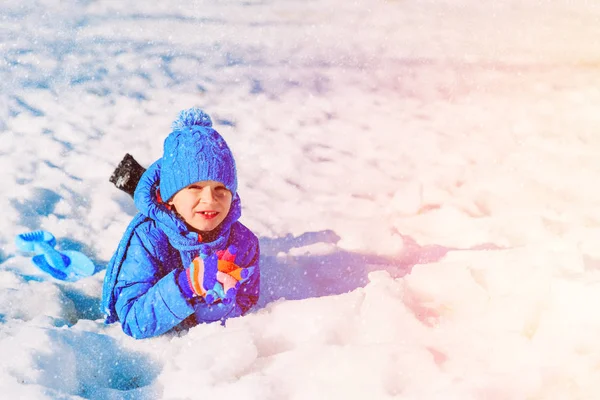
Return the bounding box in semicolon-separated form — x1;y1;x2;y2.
215;245;256;304
216;245;255;282
187;252;220;304
187;245;257;304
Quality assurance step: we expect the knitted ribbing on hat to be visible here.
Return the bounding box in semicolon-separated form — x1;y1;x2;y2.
159;108;237;202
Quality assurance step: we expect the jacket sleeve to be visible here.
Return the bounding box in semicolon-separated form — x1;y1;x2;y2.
235;238;260;316
114;229;194;339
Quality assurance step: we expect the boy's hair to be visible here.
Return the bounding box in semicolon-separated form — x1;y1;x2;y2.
160;108;237;201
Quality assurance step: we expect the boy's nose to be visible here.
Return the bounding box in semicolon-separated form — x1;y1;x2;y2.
199;187;216;203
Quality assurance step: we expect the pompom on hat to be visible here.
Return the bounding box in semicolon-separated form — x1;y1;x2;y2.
159;108;237;202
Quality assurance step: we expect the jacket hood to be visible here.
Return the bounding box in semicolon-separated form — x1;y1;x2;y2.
133;159;242;253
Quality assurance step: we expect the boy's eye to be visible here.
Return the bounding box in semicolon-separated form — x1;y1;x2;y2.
215;187;230;196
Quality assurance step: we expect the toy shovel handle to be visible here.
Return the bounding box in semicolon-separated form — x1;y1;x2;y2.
35;241;68;270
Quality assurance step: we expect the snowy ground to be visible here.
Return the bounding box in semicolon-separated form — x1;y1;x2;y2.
2;0;600;398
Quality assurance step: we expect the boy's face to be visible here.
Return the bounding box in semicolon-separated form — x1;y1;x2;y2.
168;180;233;233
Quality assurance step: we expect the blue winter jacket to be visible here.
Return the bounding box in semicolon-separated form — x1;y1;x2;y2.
101;160;260;339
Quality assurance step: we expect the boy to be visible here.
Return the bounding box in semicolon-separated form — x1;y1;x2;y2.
102;108;260;339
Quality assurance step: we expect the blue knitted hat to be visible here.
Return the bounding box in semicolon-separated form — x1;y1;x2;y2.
159;108;237;201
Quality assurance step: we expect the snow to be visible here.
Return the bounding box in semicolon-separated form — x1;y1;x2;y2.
2;0;600;398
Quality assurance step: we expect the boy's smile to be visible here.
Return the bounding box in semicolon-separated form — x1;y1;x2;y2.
168;180;233;234
198;211;219;219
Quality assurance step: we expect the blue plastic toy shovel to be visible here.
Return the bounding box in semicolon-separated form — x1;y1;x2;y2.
15;230;95;282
